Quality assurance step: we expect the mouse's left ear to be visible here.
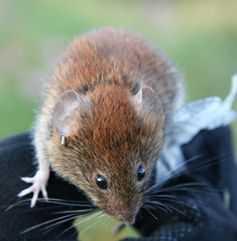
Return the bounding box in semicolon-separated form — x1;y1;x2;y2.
52;90;91;139
132;87;143;107
131;85;157;113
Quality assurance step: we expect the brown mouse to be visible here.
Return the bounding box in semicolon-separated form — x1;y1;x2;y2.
18;27;184;224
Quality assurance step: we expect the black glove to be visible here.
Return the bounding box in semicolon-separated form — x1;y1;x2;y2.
0;133;93;241
0;127;237;241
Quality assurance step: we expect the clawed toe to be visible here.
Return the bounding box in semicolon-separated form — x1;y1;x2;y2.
18;172;49;207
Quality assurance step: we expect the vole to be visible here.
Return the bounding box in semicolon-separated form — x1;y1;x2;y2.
18;27;184;224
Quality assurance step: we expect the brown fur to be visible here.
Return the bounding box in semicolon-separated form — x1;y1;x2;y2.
38;27;183;223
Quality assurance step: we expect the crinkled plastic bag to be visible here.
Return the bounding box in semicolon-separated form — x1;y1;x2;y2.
157;75;237;183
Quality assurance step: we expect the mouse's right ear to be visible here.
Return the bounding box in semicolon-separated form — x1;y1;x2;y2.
52;90;91;138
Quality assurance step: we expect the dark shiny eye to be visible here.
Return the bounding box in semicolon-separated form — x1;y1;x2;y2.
95;175;108;190
137;164;146;181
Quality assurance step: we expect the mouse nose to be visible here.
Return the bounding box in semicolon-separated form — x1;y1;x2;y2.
116;205;141;224
105;197;141;224
117;212;136;224
106;206;137;224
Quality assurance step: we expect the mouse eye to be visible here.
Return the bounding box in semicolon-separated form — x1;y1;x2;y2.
95;175;108;190
137;164;146;182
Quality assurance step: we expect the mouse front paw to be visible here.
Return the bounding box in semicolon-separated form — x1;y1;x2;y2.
18;170;49;208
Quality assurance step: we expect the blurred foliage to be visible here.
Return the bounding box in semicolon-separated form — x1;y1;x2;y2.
0;0;236;240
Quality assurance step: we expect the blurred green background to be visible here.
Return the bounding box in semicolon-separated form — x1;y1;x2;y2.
0;0;236;240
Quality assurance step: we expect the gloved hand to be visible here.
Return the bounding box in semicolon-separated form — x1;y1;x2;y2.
0;127;237;241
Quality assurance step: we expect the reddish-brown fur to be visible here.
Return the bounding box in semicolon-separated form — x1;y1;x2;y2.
39;27;183;223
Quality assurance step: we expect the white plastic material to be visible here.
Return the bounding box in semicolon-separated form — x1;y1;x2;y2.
157;75;237;183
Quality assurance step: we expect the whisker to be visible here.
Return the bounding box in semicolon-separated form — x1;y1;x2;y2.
53;208;94;215
144;200;171;214
143;153;231;220
156;153;206;185
55;223;75;238
147;193;183;200
146;158;224;195
42;214;81;234
170;153;206;173
172;152;231;177
147;182;202;197
145;189;197;211
149;195;190;209
45;197;92;205
56;211;103;239
144;203;169;215
41;198;94;207
147;200;186;217
156;182;218;195
6;198;94;211
166;203;186;216
148;152;231;195
21;213;78;234
142;207;159;221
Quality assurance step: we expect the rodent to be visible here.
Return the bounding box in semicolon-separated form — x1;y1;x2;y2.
18;27;184;224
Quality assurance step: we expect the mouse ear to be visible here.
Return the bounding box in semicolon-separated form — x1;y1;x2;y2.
131;85;156;112
132;87;143;107
52;90;91;137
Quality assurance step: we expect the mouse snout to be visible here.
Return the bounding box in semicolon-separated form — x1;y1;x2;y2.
106;202;140;224
117;211;136;224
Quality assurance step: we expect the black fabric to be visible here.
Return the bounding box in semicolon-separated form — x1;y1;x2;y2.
0;133;92;241
0;127;237;241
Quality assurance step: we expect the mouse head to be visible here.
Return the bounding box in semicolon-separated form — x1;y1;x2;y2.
50;84;164;224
